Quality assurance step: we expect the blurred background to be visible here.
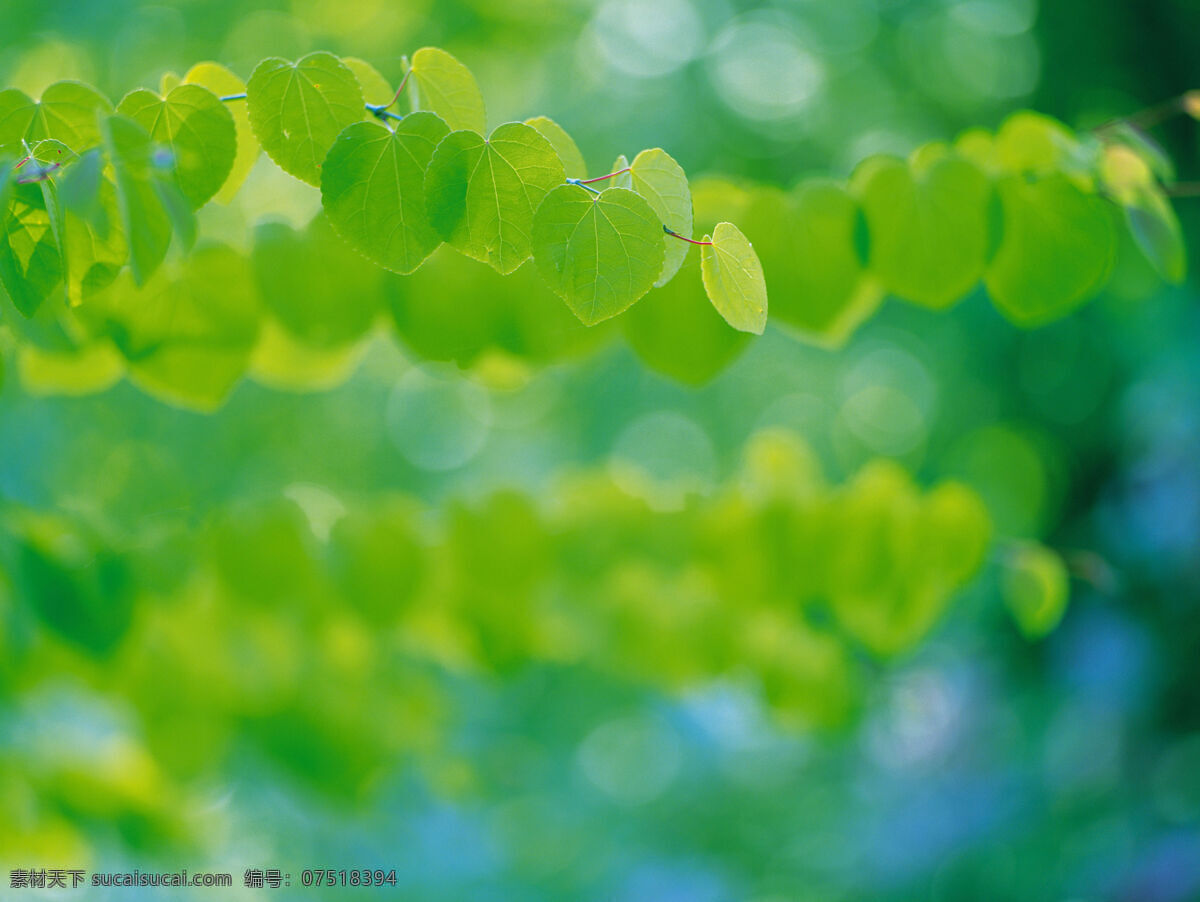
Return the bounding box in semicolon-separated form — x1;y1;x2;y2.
2;0;1200;899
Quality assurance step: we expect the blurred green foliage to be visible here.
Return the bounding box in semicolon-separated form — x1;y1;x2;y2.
1;0;1200;900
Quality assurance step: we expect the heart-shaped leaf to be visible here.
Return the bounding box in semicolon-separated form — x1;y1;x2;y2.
407;47;486;134
117;83;237;208
246;52;364;186
183;62;261;203
531;184;664;324
321;113;450;274
424;122;564;274
0;81;112;157
701;222;768;334
853;153;992;309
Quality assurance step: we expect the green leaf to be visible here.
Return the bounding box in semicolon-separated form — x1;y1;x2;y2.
0;81;113;157
62;173;128;305
622;178;752;382
58;147;108;236
407;47;486;134
117;84;237;209
1125;190;1185;284
525;116;586;180
321;113;450;275
627;148;692;288
0;181;63;316
78;243;260;410
246;52;365;186
1002;542;1069;639
253;214;383;348
701;222;768;334
608;154;632;190
100;114;176;285
531;184;664;325
853;153;992;309
424;122;564;274
1100;144;1185;284
985;174;1117;326
741;181;880;347
342;57;394;106
183;62;261;204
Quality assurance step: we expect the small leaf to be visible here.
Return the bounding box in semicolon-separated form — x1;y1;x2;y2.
608;154;632;190
183;62;261;203
341;56;394;106
0;181;63;316
0;81;113;157
322;114;450;274
531;184;664;324
623;178;752;382
407;47;486;134
1002;542;1069;639
525;116;586;179
117;83;237;208
628;148;693;288
246;52;364;186
701;222;768;334
424;122;564;274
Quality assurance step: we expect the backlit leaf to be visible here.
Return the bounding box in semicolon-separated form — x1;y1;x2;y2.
117;83;237;208
0;81;112;157
531;184;664;324
525;116;586;179
424;122;564;274
246;52;364;186
627;148;692;287
183;62;261;203
407;47;486;134
701;222;767;334
321;113;450;274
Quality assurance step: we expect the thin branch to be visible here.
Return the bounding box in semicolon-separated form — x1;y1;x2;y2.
389;68;411;107
1094;90;1199;133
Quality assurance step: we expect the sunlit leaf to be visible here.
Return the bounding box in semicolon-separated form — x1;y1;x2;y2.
246;51;364;186
0;81;112;157
117;83;237;208
531;184;664;324
321;113;450;274
341;56;394;106
183;62;261;203
627;148;692;288
407;47;486;134
700;222;767;334
525;116;586;179
425;122;564;274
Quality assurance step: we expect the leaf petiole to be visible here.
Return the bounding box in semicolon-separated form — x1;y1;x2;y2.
566;178;601;195
664;226;710;246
